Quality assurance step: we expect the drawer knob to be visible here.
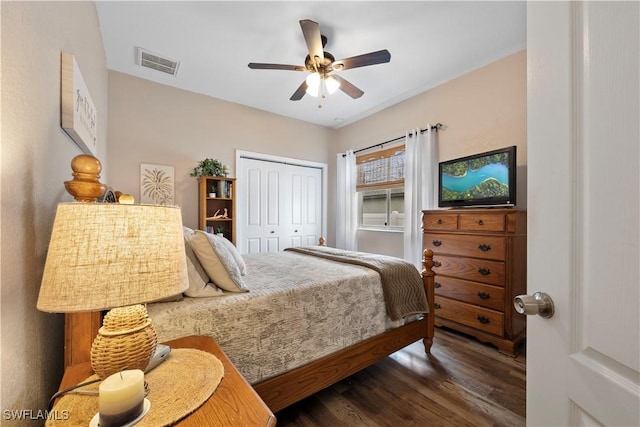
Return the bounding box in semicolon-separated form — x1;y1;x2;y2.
434;282;442;289
476;315;490;324
437;219;443;224
478;267;491;276
432;240;442;247
478;243;491;252
477;219;484;225
434;303;441;309
477;291;490;300
433;261;442;268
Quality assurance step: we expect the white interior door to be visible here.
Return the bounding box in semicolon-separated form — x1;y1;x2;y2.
527;2;639;426
237;153;326;254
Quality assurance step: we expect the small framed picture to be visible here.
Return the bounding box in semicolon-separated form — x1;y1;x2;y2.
140;163;175;205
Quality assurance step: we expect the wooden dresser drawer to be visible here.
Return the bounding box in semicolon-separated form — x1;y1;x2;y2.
433;255;505;286
423;233;506;261
434;296;504;336
423;213;458;231
434;276;505;311
458;213;505;232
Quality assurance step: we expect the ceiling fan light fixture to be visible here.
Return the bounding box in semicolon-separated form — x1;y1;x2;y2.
325;75;340;94
305;72;321;97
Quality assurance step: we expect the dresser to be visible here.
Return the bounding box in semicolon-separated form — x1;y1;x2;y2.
422;208;527;355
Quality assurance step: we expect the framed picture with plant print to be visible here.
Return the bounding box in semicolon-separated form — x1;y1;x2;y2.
140;163;175;205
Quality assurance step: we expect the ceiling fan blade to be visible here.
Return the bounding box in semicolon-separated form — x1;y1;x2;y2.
290;80;308;101
248;63;306;71
299;19;324;65
333;75;364;99
333;49;391;71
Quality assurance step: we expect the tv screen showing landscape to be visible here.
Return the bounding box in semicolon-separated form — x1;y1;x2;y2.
438;146;516;207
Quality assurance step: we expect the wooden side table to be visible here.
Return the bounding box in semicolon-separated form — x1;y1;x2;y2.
56;335;276;426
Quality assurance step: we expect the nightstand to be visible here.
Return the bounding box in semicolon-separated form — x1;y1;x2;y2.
56;335;276;426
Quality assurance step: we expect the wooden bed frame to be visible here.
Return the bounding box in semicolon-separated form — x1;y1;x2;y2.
64;249;435;413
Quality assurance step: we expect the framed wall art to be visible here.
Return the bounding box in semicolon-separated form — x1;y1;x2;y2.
140;163;175;205
61;52;98;155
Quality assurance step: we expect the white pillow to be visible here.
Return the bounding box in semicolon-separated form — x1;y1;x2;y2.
190;231;248;292
182;227;225;298
211;234;247;275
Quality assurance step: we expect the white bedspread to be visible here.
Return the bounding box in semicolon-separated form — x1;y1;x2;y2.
146;250;412;384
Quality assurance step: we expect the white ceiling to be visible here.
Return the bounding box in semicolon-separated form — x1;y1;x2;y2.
95;1;526;128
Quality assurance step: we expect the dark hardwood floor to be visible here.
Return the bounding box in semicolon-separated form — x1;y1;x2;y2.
276;328;526;427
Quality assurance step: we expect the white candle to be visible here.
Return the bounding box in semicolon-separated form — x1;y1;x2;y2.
98;369;145;427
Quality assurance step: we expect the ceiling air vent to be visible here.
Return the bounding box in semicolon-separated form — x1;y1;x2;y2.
137;47;180;76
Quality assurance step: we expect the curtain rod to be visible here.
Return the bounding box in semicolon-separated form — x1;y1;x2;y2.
344;123;444;157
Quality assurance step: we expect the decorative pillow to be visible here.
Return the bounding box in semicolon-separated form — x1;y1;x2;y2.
190;231;248;292
212;234;247;276
182;227;225;298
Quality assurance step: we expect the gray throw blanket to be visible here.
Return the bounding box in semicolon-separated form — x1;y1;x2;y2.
285;246;429;321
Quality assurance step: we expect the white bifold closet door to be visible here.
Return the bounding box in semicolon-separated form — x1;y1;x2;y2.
238;157;323;254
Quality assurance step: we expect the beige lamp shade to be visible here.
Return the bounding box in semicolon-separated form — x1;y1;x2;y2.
37;203;188;312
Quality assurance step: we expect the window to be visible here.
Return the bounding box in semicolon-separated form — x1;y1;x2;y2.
356;145;405;229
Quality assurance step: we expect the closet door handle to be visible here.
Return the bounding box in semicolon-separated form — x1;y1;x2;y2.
270;230;275;234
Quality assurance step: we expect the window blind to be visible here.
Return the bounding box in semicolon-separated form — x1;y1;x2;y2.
356;145;405;190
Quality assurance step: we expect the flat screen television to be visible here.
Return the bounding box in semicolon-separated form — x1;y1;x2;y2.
438;145;516;208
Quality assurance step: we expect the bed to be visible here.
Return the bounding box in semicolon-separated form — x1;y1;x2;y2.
63;240;436;413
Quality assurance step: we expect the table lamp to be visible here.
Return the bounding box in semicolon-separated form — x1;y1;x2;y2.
37;155;188;379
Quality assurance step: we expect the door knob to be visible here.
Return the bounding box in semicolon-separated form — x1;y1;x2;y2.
513;292;555;318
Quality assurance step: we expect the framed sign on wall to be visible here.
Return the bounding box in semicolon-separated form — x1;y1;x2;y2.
61;52;97;155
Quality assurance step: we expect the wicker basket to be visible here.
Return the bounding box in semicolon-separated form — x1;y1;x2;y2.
91;304;157;379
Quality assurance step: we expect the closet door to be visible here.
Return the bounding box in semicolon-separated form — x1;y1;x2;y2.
283;163;322;249
238;156;324;254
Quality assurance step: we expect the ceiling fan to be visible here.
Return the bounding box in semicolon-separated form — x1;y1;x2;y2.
248;19;391;102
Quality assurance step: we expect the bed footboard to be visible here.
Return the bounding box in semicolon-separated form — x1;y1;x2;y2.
254;248;435;412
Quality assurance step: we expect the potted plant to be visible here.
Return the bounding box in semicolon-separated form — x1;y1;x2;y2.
208;185;216;198
215;226;225;237
190;158;224;177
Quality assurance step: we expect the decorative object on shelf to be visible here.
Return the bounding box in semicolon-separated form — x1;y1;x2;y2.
64;154;107;202
98;188;118;203
37;155;188;379
215;226;225;237
206;208;228;220
190;158;224;177
61;52;98;156
140;163;175;205
118;194;135;204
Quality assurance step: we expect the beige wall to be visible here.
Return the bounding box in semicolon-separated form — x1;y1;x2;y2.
1;2;108;424
339;51;527;256
106;72;337;232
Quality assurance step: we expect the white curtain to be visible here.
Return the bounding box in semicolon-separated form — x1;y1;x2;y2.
403;126;438;269
336;150;358;250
